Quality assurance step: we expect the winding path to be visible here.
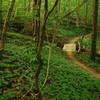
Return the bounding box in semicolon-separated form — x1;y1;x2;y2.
66;37;100;78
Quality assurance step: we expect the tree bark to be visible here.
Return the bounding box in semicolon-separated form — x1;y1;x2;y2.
0;0;2;30
35;0;58;100
32;0;38;36
75;0;80;27
91;0;98;61
0;0;16;54
34;0;43;100
27;0;31;13
44;0;48;19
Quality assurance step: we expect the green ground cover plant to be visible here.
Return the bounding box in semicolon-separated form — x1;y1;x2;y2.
0;32;100;100
75;32;100;71
0;0;100;99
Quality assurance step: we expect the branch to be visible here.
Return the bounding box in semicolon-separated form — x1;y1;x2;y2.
61;0;88;19
44;0;58;25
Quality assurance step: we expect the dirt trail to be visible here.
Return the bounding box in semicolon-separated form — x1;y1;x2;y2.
66;37;100;78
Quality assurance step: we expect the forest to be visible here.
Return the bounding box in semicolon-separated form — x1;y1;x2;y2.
0;0;100;100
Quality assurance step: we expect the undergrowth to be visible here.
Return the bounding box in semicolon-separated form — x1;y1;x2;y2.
0;32;100;100
76;53;100;71
76;33;100;71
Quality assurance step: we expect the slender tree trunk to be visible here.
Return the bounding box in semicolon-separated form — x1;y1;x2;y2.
27;0;31;13
76;0;80;27
0;0;16;55
81;0;88;40
35;0;58;100
34;0;43;100
32;0;38;36
0;0;2;30
58;0;61;13
13;7;18;19
0;0;2;57
24;0;27;11
44;0;49;41
44;0;48;18
83;0;88;31
56;0;61;13
32;1;43;99
85;0;88;29
91;0;98;61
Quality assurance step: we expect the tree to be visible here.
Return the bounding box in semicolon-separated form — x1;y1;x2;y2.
58;0;61;13
75;0;81;27
0;0;2;30
61;0;88;19
27;0;32;13
35;0;58;100
81;0;88;40
32;0;38;36
44;0;48;18
0;0;2;57
0;0;16;56
84;0;88;29
91;0;98;61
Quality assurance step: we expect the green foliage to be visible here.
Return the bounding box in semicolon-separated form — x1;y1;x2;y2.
1;32;100;100
0;33;36;100
76;33;100;71
76;53;100;71
42;46;100;100
1;0;100;99
2;0;100;24
57;25;85;39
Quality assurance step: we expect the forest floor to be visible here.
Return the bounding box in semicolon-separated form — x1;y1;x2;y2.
9;18;100;78
0;32;100;100
1;19;99;100
66;36;100;78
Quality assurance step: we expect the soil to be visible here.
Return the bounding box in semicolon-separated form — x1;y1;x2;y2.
66;37;100;78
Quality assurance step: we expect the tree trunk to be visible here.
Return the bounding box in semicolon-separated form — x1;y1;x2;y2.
76;0;80;27
44;0;48;18
32;0;38;36
35;0;58;100
27;0;31;13
91;0;98;61
81;0;88;40
0;0;2;30
0;0;16;55
24;0;27;11
34;0;44;100
58;0;61;13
